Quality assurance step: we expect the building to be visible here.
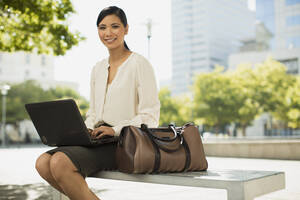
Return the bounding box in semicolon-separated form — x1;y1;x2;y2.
228;0;300;136
0;51;78;90
229;48;300;74
229;15;300;75
171;0;255;95
239;21;273;52
256;0;300;49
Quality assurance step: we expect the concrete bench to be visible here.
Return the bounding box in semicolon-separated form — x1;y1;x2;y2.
52;169;285;200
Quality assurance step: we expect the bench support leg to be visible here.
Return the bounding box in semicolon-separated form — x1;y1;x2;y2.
227;187;251;200
227;172;285;200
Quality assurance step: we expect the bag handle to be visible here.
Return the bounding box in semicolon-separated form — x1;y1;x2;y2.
141;124;183;152
141;124;178;142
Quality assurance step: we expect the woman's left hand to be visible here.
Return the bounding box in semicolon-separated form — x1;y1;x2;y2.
92;126;115;139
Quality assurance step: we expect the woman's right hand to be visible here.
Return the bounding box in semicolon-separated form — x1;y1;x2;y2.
92;126;115;139
88;128;94;136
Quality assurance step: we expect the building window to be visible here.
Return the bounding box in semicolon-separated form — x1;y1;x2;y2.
26;55;30;64
0;53;2;62
191;41;205;47
286;15;300;26
256;0;275;33
286;36;300;48
211;57;222;62
286;0;300;6
280;58;299;74
41;72;46;77
191;57;206;62
41;55;46;66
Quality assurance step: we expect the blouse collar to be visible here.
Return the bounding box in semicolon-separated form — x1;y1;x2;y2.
104;52;135;70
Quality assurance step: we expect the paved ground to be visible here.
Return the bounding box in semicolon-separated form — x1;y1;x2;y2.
0;146;299;200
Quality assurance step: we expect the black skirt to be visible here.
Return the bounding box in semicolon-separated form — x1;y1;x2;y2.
46;142;118;178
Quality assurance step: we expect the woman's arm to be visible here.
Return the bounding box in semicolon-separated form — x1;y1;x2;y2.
84;65;97;130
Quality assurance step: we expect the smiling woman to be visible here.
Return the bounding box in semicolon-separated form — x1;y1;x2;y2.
35;5;160;200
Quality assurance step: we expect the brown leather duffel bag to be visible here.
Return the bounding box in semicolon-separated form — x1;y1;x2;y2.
116;123;208;173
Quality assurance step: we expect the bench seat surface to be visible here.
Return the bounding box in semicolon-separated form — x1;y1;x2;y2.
92;169;283;184
54;169;285;200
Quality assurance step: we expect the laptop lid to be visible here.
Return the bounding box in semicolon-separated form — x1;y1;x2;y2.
25;99;94;146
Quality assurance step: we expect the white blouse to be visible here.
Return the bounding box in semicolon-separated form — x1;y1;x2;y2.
84;52;160;136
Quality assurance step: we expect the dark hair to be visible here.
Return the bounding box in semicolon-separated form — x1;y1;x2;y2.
96;6;130;50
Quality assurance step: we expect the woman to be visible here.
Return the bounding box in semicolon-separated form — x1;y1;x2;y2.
35;6;160;200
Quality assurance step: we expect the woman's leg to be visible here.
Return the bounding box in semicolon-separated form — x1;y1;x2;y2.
49;152;100;200
35;153;65;194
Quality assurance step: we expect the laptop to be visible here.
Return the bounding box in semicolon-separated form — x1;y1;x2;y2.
25;99;119;147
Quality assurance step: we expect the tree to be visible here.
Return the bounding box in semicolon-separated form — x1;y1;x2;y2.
158;87;191;126
253;58;296;129
191;58;299;136
0;80;88;124
254;58;293;112
175;94;193;126
230;65;263;136
192;67;242;133
0;0;84;55
4;80;51;123
286;76;300;129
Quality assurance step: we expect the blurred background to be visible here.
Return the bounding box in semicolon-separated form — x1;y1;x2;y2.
0;0;300;199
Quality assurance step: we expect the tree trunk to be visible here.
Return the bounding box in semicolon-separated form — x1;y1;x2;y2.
215;125;221;135
242;125;247;137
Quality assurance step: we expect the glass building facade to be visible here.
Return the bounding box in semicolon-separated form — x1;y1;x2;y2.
171;0;255;96
256;0;300;49
256;0;275;48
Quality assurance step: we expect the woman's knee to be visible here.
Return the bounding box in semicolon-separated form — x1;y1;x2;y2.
35;153;52;178
49;152;76;180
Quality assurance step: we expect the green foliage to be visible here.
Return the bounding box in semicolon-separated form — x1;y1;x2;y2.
158;87;191;126
48;86;89;120
4;80;52;123
251;58;298;130
192;67;243;132
276;75;300;128
192;57;300;133
231;65;262;135
0;80;88;124
0;0;85;55
253;58;294;114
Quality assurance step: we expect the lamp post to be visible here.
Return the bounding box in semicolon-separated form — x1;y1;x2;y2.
146;18;152;60
1;84;10;148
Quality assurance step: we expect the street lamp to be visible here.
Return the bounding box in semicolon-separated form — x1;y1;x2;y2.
146;18;152;59
1;84;10;148
141;18;156;59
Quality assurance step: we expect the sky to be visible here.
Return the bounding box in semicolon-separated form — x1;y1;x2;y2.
54;0;255;99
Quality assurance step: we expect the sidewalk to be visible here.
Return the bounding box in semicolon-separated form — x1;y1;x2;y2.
0;146;299;200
